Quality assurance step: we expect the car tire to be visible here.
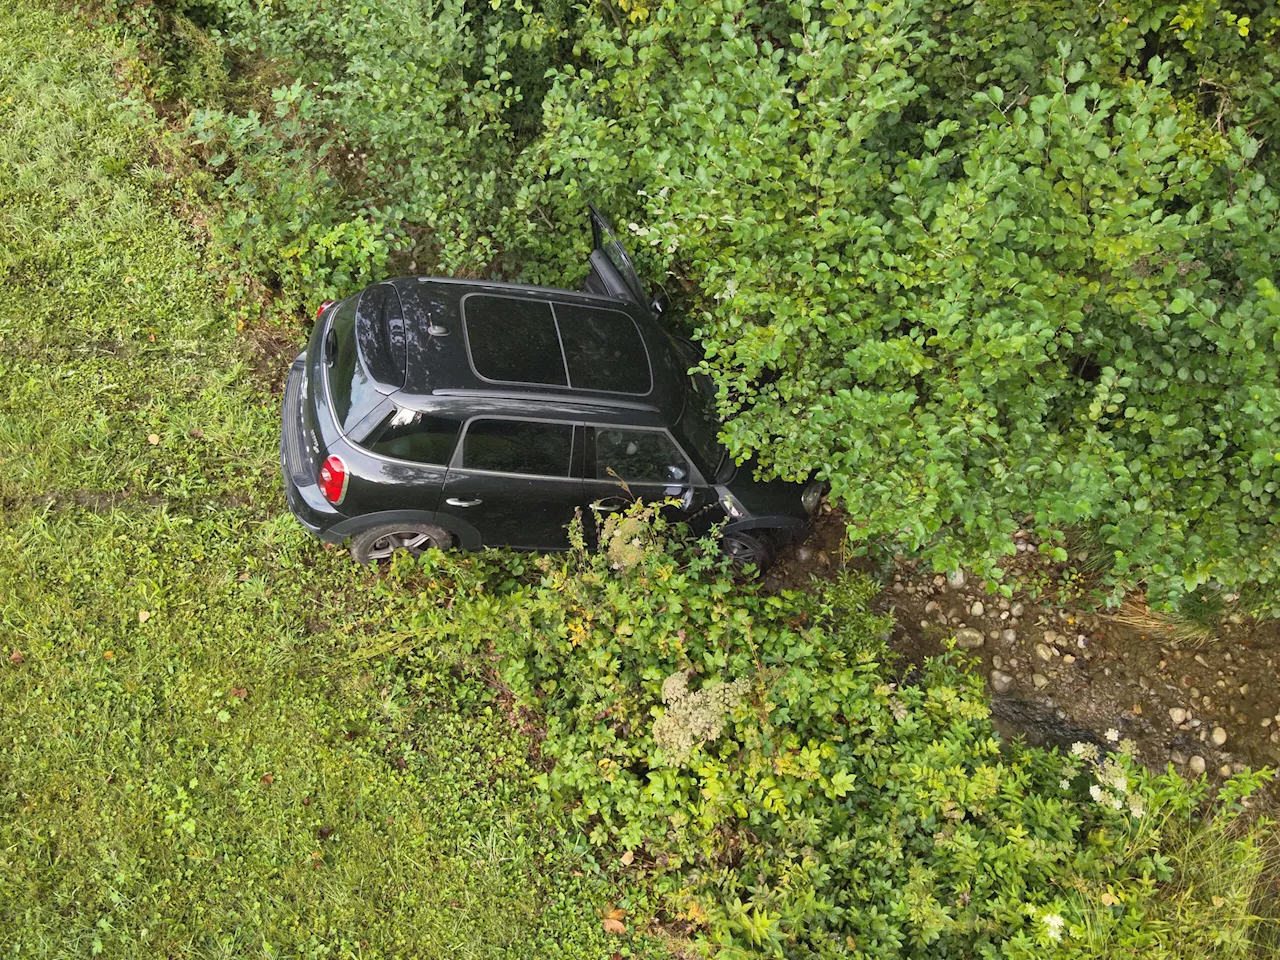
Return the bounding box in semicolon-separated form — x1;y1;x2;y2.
349;523;453;564
721;530;775;575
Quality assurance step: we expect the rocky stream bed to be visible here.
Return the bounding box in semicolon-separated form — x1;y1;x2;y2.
771;510;1280;806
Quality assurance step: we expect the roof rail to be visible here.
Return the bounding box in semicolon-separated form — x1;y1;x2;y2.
430;387;661;413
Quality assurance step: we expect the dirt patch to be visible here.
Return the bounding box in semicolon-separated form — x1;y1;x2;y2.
242;321;304;394
769;509;1280;803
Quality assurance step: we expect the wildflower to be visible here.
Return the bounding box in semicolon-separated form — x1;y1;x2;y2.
1059;778;1071;790
1128;796;1145;818
1105;728;1120;742
1041;912;1065;941
1089;784;1104;803
1118;738;1138;756
1070;742;1098;762
653;672;751;765
1108;793;1124;811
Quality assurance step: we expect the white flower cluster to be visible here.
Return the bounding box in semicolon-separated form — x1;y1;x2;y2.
1071;741;1145;818
1040;911;1066;941
653;671;751;765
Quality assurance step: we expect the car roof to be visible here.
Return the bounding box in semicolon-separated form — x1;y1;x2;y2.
379;277;687;423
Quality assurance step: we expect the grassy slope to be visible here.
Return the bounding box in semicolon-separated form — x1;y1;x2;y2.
0;7;654;957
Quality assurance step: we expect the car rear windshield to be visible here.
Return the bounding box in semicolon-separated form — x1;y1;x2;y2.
462;295;651;394
326;297;382;433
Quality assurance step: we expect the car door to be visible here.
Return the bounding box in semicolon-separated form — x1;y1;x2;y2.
584;425;711;535
582;205;649;306
439;418;583;550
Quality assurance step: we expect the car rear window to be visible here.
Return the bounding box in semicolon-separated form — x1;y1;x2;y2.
326;297;382;433
461;419;574;477
462;295;651;394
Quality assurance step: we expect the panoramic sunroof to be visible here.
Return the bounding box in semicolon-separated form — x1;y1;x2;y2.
462;295;651;394
464;296;566;386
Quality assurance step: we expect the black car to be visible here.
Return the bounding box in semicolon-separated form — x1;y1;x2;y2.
281;208;822;568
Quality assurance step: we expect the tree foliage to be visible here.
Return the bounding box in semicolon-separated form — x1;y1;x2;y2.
116;0;1280;610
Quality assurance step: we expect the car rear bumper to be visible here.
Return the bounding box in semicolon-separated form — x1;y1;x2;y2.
281;353;344;542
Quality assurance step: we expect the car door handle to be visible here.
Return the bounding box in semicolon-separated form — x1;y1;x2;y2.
590;502;621;512
445;497;483;507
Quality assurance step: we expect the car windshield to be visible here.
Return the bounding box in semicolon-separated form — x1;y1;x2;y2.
677;368;731;482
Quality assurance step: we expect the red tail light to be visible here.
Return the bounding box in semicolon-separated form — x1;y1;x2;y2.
316;300;335;320
318;455;348;504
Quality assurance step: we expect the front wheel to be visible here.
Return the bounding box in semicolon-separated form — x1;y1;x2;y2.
349;522;453;564
720;530;775;575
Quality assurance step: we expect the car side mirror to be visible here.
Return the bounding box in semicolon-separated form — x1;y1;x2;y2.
667;464;687;481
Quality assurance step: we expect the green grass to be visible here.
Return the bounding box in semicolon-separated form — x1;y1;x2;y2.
0;7;660;957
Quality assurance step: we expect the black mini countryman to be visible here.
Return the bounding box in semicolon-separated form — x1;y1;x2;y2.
281;208;823;569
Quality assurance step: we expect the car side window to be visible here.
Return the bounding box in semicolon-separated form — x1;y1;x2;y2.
462;420;574;477
595;428;688;484
367;408;461;464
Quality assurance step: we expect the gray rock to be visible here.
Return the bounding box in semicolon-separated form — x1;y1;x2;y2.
1035;643;1054;662
796;545;815;563
970;600;985;617
946;569;967;589
1001;628;1017;643
1188;755;1206;775
1032;673;1049;689
1170;749;1188;765
990;670;1014;694
1219;764;1233;777
1211;727;1227;747
1011;603;1025;617
992;655;1004;670
954;627;984;649
1169;707;1187;725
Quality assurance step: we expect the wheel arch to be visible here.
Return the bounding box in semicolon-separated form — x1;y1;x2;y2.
324;509;483;550
722;515;807;544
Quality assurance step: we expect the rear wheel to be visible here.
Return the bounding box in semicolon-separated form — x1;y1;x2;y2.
349;523;453;564
721;530;775;575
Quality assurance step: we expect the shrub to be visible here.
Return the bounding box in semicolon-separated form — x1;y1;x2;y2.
390;508;1276;957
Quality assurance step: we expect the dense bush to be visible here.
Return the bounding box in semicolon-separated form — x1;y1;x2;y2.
388;508;1275;957
106;0;1280;611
